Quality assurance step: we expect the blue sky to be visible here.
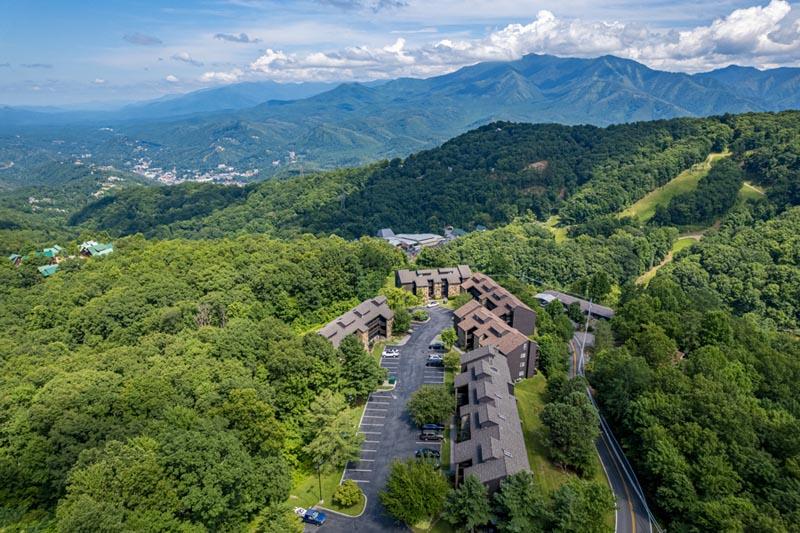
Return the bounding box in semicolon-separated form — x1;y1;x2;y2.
1;0;799;106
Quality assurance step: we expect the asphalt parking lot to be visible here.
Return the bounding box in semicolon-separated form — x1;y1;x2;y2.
312;305;453;532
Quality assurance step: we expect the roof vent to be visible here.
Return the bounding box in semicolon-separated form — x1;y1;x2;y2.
503;449;513;458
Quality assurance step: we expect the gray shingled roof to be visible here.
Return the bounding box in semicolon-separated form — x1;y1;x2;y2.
454;347;530;486
542;290;615;319
396;265;472;287
318;296;394;348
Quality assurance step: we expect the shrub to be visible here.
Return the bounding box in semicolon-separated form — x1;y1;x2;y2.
332;480;363;507
411;309;429;321
444;351;461;372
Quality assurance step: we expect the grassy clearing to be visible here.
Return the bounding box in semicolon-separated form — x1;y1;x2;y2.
544;215;569;243
618;151;730;222
515;375;613;527
636;236;698;286
739;181;766;201
287;405;367;516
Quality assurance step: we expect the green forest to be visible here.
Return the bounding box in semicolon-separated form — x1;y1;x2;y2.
0;236;403;530
1;109;800;531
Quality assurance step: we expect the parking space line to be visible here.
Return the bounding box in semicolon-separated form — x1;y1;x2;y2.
364;440;380;444
415;441;443;445
363;415;386;419
348;468;372;472
358;458;375;462
349;479;370;483
360;431;381;435
361;423;384;427
365;407;388;411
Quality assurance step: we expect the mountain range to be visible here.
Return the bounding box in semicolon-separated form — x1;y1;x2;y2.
1;53;799;184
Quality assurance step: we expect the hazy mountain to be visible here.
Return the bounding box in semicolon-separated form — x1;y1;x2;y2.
1;54;799;184
115;81;340;119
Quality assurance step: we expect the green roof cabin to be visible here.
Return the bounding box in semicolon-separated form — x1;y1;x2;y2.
42;245;63;258
80;241;114;257
38;264;59;277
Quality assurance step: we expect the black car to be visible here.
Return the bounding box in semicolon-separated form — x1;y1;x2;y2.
426;357;444;367
415;447;441;459
421;423;445;432
419;430;444;441
428;341;446;351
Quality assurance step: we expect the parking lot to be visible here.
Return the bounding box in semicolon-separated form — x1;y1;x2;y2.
315;305;453;532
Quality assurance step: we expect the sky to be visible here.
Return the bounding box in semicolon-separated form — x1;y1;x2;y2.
1;0;799;106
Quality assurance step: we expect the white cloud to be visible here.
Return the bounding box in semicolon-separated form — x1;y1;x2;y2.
172;52;204;67
165;74;180;83
93;78;106;85
238;0;800;82
200;68;243;83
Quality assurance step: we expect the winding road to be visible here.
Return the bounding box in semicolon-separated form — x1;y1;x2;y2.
569;333;659;533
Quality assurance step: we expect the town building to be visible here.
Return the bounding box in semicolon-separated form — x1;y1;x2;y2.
534;290;615;320
395;265;472;300
453;346;530;492
462;273;537;336
318;296;394;350
454;300;537;380
376;228;445;250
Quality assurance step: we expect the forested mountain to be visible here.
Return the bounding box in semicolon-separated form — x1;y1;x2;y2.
2;54;800;184
69;111;799;239
0;235;403;530
3;105;800;531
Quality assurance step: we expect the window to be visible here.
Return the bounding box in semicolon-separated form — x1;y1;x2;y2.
520;360;525;367
519;370;524;377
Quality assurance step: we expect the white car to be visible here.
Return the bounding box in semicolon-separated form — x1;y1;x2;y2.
426;301;439;308
427;353;444;361
382;348;400;358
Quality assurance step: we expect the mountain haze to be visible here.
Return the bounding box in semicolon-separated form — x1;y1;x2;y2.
1;54;799;184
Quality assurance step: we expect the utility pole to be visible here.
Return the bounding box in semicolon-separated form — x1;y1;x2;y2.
317;461;323;503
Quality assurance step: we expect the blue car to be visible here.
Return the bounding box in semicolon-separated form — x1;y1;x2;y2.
294;507;327;526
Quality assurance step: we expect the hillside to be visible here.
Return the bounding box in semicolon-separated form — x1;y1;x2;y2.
68;111;800;239
2;54;800;185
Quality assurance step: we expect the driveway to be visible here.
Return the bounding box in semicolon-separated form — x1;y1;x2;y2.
312;305;453;532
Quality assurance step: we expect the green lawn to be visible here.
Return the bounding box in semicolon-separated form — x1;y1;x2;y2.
544;215;569;244
287;405;367;516
515;375;613;527
618;151;730;222
739;181;766;201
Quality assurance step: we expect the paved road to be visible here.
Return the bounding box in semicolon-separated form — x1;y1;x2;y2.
311;306;454;532
569;333;655;533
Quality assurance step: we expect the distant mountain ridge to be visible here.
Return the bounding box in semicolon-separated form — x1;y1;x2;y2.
1;54;799;184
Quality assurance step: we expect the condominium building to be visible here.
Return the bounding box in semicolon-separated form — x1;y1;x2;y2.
461;273;536;336
318;296;394;349
453;346;530;492
395;265;473;300
454;300;537;380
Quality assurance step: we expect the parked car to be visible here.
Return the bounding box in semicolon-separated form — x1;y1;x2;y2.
427;353;443;361
421;423;445;432
382;347;400;358
426;301;439;308
419;429;444;441
428;340;446;351
415;447;441;460
426;356;444;367
294;507;327;526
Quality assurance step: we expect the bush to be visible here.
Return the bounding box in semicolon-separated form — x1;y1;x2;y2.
441;327;457;349
332;480;363;507
393;307;411;334
444;351;461;372
411;309;429;321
